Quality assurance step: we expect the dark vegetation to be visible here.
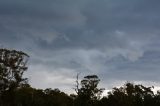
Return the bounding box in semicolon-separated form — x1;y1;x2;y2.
1;48;160;106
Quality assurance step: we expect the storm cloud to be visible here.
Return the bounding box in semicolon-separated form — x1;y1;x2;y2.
1;0;160;93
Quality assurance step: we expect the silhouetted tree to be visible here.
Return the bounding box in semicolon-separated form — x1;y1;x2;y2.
0;49;29;106
74;75;104;106
101;82;155;106
2;48;160;106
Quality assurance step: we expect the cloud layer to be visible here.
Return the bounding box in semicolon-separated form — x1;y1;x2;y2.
1;0;160;93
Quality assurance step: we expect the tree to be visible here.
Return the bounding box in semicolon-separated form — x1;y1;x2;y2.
74;75;104;106
105;82;154;106
0;48;29;106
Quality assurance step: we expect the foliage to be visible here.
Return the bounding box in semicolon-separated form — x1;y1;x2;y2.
14;87;73;106
74;75;104;106
0;49;29;106
100;82;158;106
1;48;160;106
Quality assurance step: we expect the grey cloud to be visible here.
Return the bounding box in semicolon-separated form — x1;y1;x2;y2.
1;0;160;92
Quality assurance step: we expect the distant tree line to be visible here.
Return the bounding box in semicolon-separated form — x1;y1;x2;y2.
1;48;160;106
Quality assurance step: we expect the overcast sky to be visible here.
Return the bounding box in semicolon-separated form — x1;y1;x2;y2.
1;0;160;94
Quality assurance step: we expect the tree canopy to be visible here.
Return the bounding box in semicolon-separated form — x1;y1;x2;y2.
1;48;160;106
0;49;29;106
74;75;104;106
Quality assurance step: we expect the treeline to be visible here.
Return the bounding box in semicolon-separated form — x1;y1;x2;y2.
1;49;160;106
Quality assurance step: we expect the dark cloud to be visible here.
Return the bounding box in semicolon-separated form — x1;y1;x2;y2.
1;0;160;93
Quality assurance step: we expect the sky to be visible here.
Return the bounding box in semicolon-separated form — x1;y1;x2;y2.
1;0;160;94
